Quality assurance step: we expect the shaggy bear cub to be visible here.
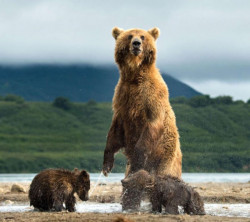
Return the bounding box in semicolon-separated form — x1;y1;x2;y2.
29;168;90;212
121;170;205;215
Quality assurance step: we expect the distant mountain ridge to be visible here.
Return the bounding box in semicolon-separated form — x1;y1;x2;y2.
0;65;201;101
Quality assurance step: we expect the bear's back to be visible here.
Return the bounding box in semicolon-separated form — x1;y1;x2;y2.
31;169;74;186
29;169;75;205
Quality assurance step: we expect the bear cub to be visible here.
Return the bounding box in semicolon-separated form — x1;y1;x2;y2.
29;168;90;212
121;170;205;215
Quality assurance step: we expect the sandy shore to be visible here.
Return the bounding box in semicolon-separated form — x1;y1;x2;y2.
0;182;249;222
1;212;250;222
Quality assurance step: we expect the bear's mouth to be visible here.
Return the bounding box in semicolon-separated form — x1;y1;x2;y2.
131;48;141;56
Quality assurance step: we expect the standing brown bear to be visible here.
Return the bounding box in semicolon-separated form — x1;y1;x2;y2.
102;27;182;210
102;27;182;178
122;170;205;215
29;168;90;212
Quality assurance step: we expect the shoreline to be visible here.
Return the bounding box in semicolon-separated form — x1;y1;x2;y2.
0;182;249;222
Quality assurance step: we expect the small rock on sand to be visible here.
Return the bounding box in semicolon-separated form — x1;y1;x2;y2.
98;183;107;186
3;200;14;205
11;184;25;193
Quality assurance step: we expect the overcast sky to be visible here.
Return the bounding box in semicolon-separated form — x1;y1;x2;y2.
0;0;249;100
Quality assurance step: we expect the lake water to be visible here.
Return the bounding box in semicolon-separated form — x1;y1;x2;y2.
0;202;249;218
0;173;249;183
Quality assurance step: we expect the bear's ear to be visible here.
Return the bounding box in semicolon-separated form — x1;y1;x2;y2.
73;168;80;175
80;170;89;179
112;27;124;40
148;27;160;40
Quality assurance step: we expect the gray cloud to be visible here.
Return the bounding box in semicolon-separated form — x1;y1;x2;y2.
0;0;250;97
185;80;250;101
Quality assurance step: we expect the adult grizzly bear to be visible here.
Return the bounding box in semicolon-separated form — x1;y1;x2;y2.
102;27;182;179
29;168;90;212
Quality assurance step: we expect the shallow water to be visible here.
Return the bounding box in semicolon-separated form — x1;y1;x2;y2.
0;202;249;218
205;204;250;218
1;173;250;183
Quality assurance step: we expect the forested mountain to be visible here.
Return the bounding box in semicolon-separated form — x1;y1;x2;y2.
0;65;201;101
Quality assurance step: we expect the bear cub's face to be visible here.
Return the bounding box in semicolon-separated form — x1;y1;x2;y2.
121;170;153;191
75;170;90;201
112;27;160;67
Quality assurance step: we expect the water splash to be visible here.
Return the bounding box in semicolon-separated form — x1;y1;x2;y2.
120;189;127;199
89;172;103;197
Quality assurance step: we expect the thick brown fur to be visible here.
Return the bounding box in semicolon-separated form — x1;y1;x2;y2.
103;27;182;178
122;170;205;215
29;168;90;212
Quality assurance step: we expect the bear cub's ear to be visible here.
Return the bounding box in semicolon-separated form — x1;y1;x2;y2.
148;27;160;40
80;170;89;179
112;27;124;40
73;168;80;175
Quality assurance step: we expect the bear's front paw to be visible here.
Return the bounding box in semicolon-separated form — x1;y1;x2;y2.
102;162;113;177
67;207;76;212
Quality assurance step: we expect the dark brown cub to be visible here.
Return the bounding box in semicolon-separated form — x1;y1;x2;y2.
122;170;205;215
29;168;90;212
121;170;152;211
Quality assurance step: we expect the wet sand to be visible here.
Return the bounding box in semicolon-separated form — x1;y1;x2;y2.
0;182;249;221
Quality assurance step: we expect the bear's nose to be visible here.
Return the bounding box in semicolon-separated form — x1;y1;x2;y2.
132;38;141;48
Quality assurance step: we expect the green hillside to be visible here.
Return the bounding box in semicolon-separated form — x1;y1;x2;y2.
0;95;249;173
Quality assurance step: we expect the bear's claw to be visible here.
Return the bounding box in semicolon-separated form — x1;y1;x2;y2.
102;163;112;177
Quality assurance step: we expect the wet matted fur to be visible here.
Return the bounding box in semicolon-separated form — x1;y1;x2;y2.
29;168;90;212
122;170;205;215
103;27;182;178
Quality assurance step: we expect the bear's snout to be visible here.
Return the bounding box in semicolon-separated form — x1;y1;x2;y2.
84;193;89;201
79;192;89;201
131;38;142;56
132;38;141;48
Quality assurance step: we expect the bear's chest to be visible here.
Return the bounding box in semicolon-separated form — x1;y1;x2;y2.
115;83;147;120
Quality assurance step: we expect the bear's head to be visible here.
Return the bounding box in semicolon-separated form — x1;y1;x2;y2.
187;190;206;215
121;170;153;211
76;170;90;201
112;27;160;68
121;169;153;191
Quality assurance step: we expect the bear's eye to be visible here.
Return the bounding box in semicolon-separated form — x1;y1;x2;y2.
128;35;133;40
140;35;145;40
